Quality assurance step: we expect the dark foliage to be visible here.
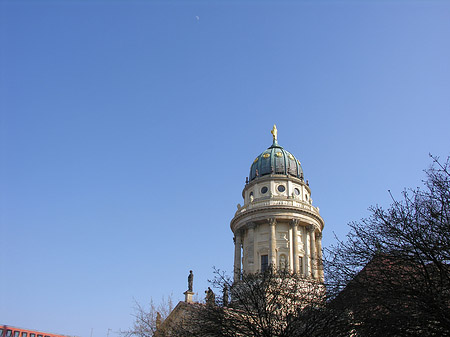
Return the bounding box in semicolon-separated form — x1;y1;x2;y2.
325;155;450;336
169;268;351;337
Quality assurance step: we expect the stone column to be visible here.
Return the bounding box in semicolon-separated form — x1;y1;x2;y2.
247;222;256;273
309;225;317;279
290;219;300;274
316;232;324;282
301;227;307;276
268;218;277;268
302;226;310;277
234;231;242;282
288;226;294;273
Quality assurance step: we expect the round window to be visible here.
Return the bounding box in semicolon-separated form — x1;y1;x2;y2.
294;188;300;195
261;186;268;194
277;185;286;192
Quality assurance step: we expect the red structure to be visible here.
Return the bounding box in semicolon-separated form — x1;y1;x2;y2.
1;326;74;337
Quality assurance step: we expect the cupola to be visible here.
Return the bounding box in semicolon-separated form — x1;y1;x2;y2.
249;125;303;182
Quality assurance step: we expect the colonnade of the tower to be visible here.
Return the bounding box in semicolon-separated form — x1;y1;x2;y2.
233;218;324;282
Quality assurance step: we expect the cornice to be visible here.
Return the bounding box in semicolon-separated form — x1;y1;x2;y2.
230;204;324;232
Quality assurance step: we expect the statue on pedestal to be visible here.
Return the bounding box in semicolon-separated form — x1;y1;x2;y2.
188;270;194;292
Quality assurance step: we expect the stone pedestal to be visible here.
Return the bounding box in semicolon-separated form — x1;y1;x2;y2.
184;290;194;303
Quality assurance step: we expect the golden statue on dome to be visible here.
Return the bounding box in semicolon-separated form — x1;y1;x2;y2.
271;124;278;141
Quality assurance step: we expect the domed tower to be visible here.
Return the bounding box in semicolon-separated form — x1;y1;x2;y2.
231;126;324;282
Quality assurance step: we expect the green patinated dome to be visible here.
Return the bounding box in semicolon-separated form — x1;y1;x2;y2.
249;138;304;182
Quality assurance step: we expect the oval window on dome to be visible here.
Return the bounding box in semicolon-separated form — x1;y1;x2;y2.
263;153;270;158
294;188;300;195
277;185;286;192
276;152;283;157
289;154;295;160
261;186;268;194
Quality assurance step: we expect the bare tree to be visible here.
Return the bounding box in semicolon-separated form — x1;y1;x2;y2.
168;268;350;337
325;155;450;336
121;296;174;337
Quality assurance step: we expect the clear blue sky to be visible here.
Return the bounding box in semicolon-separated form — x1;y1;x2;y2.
1;1;449;336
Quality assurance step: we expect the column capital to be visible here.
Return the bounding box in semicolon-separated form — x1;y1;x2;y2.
290;219;300;227
246;222;256;230
268;218;277;226
307;224;316;232
316;232;322;240
235;228;244;237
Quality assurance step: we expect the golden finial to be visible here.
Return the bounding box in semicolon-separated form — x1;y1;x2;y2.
271;124;278;142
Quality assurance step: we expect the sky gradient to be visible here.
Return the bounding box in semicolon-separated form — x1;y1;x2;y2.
1;1;450;337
